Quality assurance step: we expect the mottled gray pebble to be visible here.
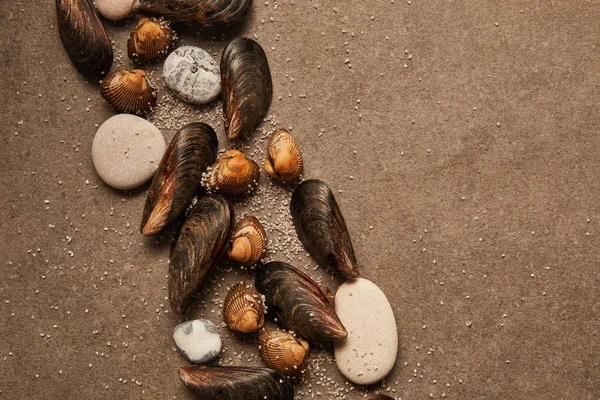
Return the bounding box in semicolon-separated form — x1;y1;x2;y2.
163;46;221;105
92;114;165;190
173;319;222;364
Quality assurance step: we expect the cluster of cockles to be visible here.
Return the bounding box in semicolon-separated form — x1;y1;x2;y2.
55;1;383;399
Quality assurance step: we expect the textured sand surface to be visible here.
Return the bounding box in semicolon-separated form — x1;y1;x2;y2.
1;1;599;399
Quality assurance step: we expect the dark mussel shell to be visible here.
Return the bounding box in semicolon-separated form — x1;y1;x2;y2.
255;261;347;341
140;122;218;236
132;0;251;27
290;179;359;279
221;38;272;140
56;0;113;79
368;396;396;400
169;195;234;314
179;365;293;400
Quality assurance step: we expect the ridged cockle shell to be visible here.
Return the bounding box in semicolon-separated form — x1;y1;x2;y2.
204;150;260;196
227;216;267;265
100;69;156;114
258;328;309;377
264;128;303;183
223;281;264;333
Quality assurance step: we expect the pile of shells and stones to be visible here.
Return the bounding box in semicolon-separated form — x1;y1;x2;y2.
55;0;396;399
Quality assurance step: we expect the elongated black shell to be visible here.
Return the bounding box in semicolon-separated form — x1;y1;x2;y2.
179;365;294;400
255;261;347;341
169;195;234;314
140;122;218;236
56;0;113;79
368;396;395;400
290;179;359;279
221;38;272;139
132;0;251;26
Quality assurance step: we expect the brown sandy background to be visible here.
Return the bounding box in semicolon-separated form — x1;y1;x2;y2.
1;1;599;399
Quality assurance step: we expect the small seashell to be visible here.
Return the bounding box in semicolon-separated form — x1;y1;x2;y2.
179;365;293;400
227;216;267;266
55;0;113;78
204;150;260;196
127;17;176;64
221;38;272;139
100;69;156;114
132;0;251;27
223;281;265;333
264;128;303;183
257;328;309;377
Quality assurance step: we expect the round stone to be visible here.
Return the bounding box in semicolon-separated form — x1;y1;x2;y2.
334;278;398;385
92;114;166;190
163;46;221;105
95;0;134;21
173;319;222;364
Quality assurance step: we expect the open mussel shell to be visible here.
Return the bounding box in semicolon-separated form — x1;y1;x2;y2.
221;38;272;140
132;0;251;26
227;216;267;265
223;281;264;333
290;179;359;279
179;365;293;400
140;122;218;236
264;128;303;183
56;0;113;79
169;195;234;314
204;150;260;196
255;261;347;341
127;17;176;64
100;69;156;114
258;328;309;377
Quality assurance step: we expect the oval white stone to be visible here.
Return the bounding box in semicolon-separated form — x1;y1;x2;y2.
334;278;398;385
92;114;166;190
163;46;221;105
173;319;222;364
95;0;134;21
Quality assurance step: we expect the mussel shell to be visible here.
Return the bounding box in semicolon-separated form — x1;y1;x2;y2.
255;261;347;341
264;128;303;183
56;0;113;79
132;0;251;26
368;396;396;400
258;328;309;377
169;195;234;314
290;179;359;279
100;69;156;114
205;150;260;196
221;38;272;139
227;216;267;265
179;365;293;400
140;122;218;236
223;281;264;333
127;17;176;64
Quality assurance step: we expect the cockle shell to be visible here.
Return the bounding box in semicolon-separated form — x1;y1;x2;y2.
264;128;303;183
258;328;309;377
227;216;267;265
132;0;251;26
140;122;218;236
100;69;156;114
204;150;260;196
255;261;347;341
221;38;272;139
127;17;176;64
169;195;234;314
55;0;113;78
179;365;294;400
290;179;359;279
223;281;265;333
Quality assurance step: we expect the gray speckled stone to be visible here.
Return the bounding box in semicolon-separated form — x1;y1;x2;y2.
173;319;222;364
163;46;221;105
95;0;134;21
92;114;165;190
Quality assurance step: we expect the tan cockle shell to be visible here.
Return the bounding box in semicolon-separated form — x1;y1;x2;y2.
127;17;176;64
204;150;260;196
100;69;156;114
227;216;267;266
264;128;303;183
223;282;265;333
257;328;309;377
